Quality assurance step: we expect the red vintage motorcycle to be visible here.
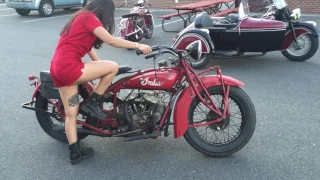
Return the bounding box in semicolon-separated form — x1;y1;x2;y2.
21;40;256;157
118;0;154;43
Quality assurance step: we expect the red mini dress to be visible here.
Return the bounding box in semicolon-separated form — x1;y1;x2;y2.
50;11;103;88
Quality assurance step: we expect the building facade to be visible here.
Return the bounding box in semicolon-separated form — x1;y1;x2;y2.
113;0;320;14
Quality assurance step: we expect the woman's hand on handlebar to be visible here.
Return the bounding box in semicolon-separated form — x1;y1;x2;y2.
137;43;152;55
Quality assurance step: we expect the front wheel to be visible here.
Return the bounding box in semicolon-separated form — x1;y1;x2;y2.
144;17;154;39
184;86;256;157
282;33;319;62
38;0;54;17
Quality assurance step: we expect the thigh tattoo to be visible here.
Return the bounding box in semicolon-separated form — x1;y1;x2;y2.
68;92;79;107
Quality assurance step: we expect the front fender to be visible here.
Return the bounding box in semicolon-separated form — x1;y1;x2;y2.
173;75;244;138
294;22;320;36
171;29;214;53
280;22;320;50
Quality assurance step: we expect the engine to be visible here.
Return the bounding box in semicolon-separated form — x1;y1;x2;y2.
120;92;167;133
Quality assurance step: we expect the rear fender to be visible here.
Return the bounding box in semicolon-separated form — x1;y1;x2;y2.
118;18;134;38
280;23;320;50
171;29;214;53
31;82;94;99
172;75;244;138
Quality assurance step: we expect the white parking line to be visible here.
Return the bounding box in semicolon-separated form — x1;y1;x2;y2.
23;15;123;23
0;4;6;6
0;14;16;17
0;8;12;11
154;19;183;28
23;14;72;23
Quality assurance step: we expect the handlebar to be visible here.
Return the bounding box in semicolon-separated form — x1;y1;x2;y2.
136;45;183;60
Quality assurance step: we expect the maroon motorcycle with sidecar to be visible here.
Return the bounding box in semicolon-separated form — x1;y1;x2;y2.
172;0;320;69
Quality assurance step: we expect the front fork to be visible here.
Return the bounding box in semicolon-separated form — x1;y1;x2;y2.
185;64;231;128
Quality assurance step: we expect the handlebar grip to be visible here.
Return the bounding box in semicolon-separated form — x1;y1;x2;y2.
145;52;157;59
136;46;159;55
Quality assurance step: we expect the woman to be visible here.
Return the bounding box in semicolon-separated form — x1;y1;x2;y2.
50;0;152;165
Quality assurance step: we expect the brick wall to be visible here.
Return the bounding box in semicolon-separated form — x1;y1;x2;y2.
250;0;320;14
113;0;320;14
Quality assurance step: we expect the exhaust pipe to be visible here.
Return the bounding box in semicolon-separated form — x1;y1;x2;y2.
52;125;112;137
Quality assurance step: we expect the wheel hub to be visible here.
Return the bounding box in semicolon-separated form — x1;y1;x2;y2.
43;4;52;15
287;34;312;56
206;108;230;131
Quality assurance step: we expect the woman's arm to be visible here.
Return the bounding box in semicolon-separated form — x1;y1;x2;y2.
92;26;152;54
88;48;100;61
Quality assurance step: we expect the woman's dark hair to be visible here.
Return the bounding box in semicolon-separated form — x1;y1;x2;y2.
60;0;115;49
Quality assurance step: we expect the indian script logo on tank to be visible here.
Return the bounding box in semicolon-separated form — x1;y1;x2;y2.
141;77;164;86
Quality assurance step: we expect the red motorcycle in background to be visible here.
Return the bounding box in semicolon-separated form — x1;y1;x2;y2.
21;40;256;157
118;0;154;43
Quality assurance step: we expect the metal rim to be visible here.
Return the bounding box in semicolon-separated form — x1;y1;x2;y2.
286;34;312;57
43;3;53;15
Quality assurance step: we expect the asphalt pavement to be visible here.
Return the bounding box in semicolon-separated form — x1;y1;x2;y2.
1;2;320;180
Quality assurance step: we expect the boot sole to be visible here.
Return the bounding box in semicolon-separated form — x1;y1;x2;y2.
80;105;107;120
69;151;94;165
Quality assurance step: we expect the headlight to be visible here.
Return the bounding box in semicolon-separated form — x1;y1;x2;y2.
290;8;301;20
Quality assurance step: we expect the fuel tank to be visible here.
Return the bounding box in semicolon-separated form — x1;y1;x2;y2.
123;69;179;90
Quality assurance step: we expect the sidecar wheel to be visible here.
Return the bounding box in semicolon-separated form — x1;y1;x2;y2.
282;33;319;62
184;86;256;157
34;92;92;144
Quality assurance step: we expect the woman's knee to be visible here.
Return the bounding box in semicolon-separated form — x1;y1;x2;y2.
64;110;78;121
110;61;119;74
103;61;118;75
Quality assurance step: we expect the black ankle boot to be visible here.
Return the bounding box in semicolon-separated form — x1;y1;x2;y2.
80;92;108;120
69;141;94;165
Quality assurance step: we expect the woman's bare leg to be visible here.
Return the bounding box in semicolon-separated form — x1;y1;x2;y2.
73;60;119;95
73;60;119;120
58;85;94;165
58;85;79;144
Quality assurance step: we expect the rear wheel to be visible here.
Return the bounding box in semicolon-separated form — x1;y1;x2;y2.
184;86;256;157
15;9;31;16
34;86;96;144
282;33;319;62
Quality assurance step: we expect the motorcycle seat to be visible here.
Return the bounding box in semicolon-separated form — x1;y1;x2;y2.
227;13;240;23
116;65;132;76
194;13;213;28
122;13;140;18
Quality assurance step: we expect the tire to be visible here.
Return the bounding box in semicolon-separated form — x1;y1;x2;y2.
187;53;210;70
38;0;54;17
281;33;319;62
184;86;256;157
144;17;154;39
34;87;95;144
15;9;31;16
